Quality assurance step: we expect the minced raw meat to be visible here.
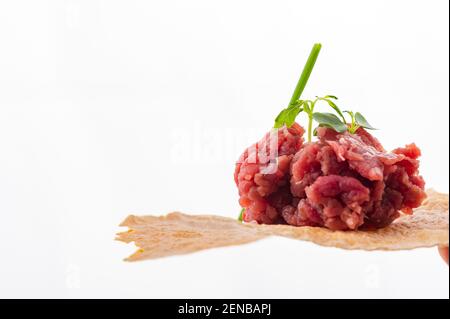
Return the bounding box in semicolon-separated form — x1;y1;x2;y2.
235;124;427;230
234;123;304;224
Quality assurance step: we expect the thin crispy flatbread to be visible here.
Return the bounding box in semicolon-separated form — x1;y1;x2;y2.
116;189;449;261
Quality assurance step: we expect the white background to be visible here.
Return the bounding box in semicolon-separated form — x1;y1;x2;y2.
0;0;448;298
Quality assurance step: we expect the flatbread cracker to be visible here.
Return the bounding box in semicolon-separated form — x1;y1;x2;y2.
116;189;449;261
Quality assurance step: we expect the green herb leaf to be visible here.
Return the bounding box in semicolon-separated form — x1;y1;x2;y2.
343;110;353;116
324;95;338;100
312;112;348;133
313;126;319;136
343;110;355;124
318;97;345;123
238;208;245;222
274;109;287;128
302;100;311;114
343;110;360;134
355;112;376;130
274;104;303;128
284;106;302;127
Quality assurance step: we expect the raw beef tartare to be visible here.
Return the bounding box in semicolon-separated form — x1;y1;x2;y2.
234;43;427;230
235;125;426;230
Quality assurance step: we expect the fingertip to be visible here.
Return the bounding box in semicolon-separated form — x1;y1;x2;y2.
438;246;449;265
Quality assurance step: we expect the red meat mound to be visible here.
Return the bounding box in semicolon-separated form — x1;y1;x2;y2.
235;125;427;230
234;123;304;224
